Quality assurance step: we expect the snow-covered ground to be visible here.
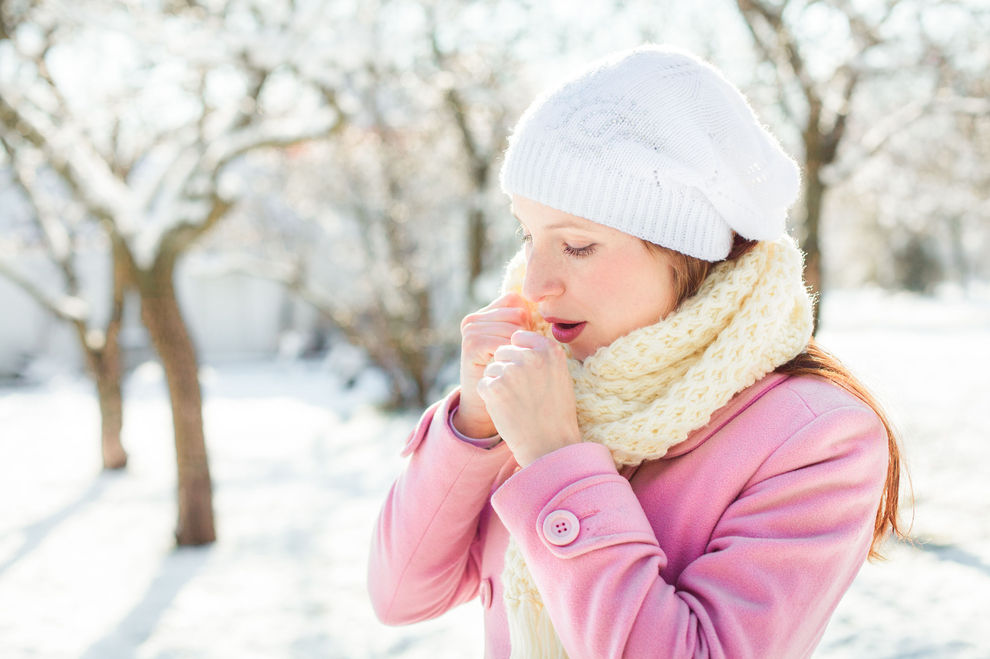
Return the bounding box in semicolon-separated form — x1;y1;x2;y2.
1;288;988;658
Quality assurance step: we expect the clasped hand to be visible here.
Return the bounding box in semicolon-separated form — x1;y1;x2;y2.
453;294;581;467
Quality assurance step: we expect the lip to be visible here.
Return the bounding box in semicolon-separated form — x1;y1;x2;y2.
544;317;587;344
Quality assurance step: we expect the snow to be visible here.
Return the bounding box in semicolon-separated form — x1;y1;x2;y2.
1;289;988;658
812;288;990;658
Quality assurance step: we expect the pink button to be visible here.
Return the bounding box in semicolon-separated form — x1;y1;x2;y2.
542;510;580;546
479;577;493;608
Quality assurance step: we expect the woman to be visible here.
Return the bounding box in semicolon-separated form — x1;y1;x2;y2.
368;45;904;658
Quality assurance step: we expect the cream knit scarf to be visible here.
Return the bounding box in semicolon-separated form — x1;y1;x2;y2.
498;236;814;658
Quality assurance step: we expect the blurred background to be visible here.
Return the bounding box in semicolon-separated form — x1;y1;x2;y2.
0;0;988;657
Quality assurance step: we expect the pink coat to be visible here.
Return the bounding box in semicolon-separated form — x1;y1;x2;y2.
368;373;888;658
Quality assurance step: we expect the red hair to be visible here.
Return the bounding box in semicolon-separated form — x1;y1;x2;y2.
648;235;908;559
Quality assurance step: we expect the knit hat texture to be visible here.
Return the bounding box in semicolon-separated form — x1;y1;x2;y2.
500;45;801;261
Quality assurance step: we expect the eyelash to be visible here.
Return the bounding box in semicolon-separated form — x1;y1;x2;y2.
564;244;597;257
516;228;596;257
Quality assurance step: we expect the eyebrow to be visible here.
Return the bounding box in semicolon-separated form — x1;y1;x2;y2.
546;221;591;231
511;212;593;233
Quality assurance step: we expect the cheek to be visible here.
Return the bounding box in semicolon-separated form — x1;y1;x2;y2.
595;253;676;328
580;260;635;311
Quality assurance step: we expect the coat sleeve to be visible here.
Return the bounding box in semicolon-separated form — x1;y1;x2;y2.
368;390;513;625
490;399;888;658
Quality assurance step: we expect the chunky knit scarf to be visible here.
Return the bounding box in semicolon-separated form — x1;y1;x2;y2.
498;236;814;658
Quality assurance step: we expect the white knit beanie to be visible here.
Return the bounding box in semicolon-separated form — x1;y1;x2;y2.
500;45;801;261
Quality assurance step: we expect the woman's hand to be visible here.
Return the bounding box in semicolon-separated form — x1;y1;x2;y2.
477;330;581;467
453;293;533;439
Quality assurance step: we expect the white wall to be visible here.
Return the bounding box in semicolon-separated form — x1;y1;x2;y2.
0;249;314;378
0;268;62;375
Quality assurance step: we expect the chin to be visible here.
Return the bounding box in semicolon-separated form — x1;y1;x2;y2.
568;344;593;362
563;332;606;362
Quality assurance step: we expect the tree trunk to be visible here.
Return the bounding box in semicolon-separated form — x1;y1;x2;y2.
92;348;127;470
77;338;127;470
801;155;826;334
467;205;486;298
96;237;129;470
409;285;432;408
74;270;127;469
138;252;216;546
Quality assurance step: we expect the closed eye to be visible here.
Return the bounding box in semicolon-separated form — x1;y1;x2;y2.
564;244;597;257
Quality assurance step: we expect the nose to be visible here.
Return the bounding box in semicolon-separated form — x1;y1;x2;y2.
521;247;565;303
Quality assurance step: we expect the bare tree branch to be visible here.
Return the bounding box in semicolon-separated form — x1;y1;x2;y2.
0;91;127;227
820;66;860;163
737;0;821;107
207;111;346;179
0;133;80;290
824;94;990;185
0;255;87;323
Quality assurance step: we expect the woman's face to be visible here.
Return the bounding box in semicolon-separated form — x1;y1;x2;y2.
512;195;679;362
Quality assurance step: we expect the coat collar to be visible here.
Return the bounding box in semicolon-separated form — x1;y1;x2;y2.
659;372;791;460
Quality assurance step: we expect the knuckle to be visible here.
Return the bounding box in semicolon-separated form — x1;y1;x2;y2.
500;362;520;381
520;348;540;367
479;377;501;398
509;329;529;346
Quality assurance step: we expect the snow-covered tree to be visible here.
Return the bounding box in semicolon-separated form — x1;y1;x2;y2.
0;133;129;470
0;0;346;544
826;3;990;292
222;0;534;407
732;0;990;323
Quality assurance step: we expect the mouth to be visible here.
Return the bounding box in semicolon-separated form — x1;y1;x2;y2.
544;317;587;344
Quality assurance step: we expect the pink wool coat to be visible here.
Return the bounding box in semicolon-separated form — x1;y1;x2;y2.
368;373;888;658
